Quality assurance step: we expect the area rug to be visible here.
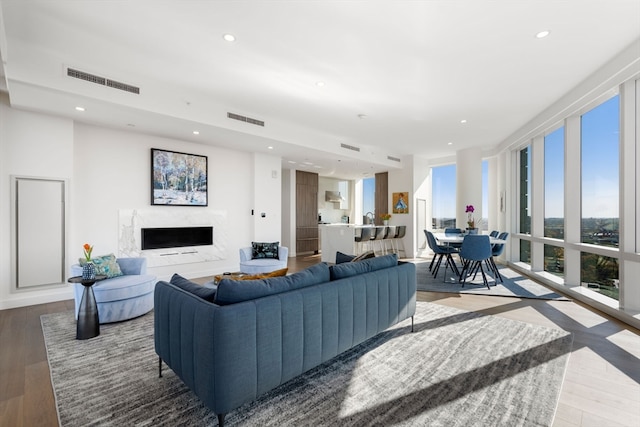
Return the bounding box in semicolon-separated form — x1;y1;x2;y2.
42;302;573;426
414;259;570;300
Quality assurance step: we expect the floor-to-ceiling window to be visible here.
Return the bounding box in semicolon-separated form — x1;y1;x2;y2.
363;177;375;222
580;95;620;299
544;127;565;277
519;146;531;263
432;164;456;229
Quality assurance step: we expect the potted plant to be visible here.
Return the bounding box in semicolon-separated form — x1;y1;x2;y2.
380;213;392;226
465;205;478;234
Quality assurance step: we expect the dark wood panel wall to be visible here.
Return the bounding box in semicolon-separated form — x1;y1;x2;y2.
374;172;389;225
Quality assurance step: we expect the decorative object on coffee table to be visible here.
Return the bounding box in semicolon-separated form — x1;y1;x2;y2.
68;275;107;339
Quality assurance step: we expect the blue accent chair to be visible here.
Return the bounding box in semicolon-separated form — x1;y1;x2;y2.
71;257;156;323
239;246;288;274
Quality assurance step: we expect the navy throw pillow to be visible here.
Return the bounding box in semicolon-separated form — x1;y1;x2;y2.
170;273;217;303
251;241;279;259
335;251;355;264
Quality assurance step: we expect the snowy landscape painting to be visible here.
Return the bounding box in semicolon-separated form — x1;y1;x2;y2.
151;148;208;206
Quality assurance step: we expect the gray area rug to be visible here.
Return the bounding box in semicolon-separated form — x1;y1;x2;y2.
414;259;570;300
42;302;572;426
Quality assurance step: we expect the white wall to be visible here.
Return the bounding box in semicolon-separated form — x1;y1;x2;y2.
0;101;272;309
252;152;282;242
1;97;75;308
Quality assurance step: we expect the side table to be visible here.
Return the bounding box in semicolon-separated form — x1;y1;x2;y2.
68;275;107;340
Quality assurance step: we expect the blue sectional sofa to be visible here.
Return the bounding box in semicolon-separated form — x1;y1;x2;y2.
154;254;416;426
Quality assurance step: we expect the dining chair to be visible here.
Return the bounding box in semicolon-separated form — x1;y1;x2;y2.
425;230;459;281
444;228;463;248
486;232;509;282
489;230;499;238
459;234;493;289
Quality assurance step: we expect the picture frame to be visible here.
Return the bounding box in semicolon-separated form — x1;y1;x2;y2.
151;148;208;206
392;192;409;214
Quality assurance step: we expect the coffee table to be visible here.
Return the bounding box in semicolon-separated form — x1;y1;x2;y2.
68;275;107;340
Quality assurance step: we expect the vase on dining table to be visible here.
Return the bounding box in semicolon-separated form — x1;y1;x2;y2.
383;220;389;226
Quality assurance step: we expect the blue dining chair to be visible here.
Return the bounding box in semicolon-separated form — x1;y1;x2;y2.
459;234;493;289
444;228;462;248
425;230;459;281
489;230;499;238
487;232;509;282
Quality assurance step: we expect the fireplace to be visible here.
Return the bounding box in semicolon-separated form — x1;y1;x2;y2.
141;226;213;250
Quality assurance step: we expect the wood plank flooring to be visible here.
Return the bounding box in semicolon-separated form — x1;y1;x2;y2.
1;255;638;427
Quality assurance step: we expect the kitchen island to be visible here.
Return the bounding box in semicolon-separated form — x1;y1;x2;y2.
319;224;396;263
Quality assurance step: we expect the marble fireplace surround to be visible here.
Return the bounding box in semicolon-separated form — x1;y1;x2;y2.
118;208;227;268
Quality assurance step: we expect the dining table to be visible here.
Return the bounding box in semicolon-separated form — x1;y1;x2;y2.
434;232;507;246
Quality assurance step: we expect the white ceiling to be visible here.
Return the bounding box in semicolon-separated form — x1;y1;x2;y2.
1;1;639;179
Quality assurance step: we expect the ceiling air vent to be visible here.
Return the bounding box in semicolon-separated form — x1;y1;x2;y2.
67;68;140;94
227;112;265;127
387;155;401;162
340;143;360;152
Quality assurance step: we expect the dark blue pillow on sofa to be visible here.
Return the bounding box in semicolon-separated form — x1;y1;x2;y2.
214;262;330;305
329;253;398;280
170;274;217;303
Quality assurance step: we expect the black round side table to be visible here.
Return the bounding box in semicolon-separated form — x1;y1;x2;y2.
68;275;107;340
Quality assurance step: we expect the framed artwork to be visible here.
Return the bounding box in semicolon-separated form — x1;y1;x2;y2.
392;192;409;214
151;148;208;206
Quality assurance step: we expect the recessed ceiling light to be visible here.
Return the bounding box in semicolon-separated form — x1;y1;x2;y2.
447;142;453;145
267;146;273;150
75;106;85;111
288;160;297;164
536;30;550;39
316;81;325;87
193;131;200;135
303;161;313;165
460;119;467;124
223;34;236;42
313;165;322;169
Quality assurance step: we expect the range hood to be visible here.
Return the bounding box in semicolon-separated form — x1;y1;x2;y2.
325;191;344;202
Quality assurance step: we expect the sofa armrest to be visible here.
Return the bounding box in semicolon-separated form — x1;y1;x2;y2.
239;247;253;262
117;257;147;275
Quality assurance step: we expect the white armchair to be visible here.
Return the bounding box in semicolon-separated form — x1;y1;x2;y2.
239;246;288;274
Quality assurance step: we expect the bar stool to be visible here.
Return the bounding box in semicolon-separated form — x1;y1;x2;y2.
390;225;406;257
371;226;387;256
354;227;375;255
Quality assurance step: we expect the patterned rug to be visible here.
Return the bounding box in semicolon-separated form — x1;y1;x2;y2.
413;258;570;300
42;302;572;426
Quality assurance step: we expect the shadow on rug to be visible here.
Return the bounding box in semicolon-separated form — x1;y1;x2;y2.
413;259;570;300
42;302;572;426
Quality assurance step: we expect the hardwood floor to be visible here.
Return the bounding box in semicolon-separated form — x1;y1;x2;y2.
1;255;638;427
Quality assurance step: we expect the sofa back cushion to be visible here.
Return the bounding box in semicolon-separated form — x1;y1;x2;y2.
329;253;398;280
214;262;330;305
170;274;217;302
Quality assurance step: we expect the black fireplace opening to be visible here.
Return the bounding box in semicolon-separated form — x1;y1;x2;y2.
141;226;213;250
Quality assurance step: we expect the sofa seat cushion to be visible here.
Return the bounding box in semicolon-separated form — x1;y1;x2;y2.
329;253;398;280
91;274;156;302
215;262;330;305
